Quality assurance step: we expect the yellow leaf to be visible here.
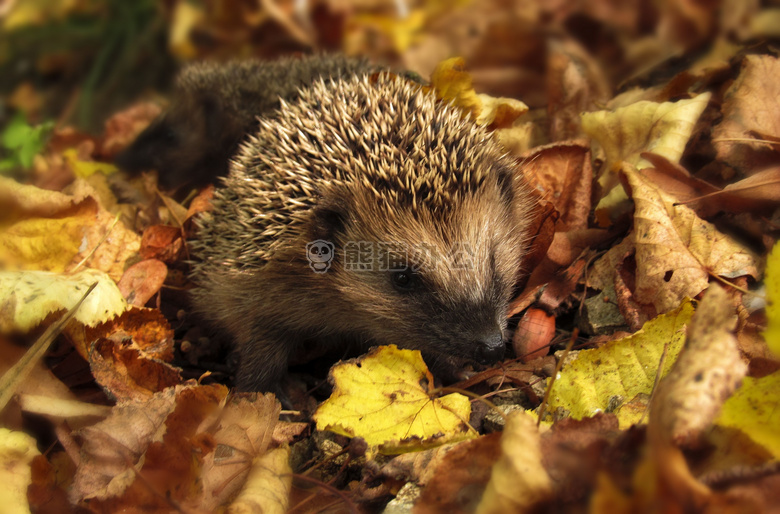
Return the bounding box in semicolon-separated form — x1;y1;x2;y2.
0;428;40;514
476;411;551;513
582;93;711;222
3;0;85;31
475;93;529;129
547;300;694;425
717;371;780;459
63;148;117;178
430;57;482;120
169;0;204;60
763;242;780;355
0;269;127;333
582;92;711;174
0;178;96;272
0;177;140;280
313;345;474;455
430;58;529;132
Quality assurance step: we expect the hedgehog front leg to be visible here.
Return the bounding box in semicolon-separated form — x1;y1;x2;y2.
234;327;295;393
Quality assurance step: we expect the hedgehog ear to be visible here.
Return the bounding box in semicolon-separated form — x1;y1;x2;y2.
311;198;348;241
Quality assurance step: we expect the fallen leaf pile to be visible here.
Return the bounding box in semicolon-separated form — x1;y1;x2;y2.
1;1;780;512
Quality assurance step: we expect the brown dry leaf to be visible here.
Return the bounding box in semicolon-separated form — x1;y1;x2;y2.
476;411;552;514
415;433;502;514
540;414;622;508
100;102;163;159
377;444;455;488
139;225;184;263
655;0;720;51
71;383;231;509
66;306;174;362
512;199;559;298
510;228;612;316
638;152;720;206
650;284;747;447
88;338;182;402
591;164;761;315
693;165;780;215
65;307;179;402
520;141;592;231
71;385;183;503
27;452;74;513
546;39;611;142
117;259;168;307
186;184;215;220
712;54;780;172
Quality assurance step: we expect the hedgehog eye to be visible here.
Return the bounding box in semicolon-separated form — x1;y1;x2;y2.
391;268;418;292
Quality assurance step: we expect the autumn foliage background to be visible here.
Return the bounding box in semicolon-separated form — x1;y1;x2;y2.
1;0;779;513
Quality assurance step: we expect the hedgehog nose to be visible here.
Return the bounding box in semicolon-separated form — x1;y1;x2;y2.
475;331;506;365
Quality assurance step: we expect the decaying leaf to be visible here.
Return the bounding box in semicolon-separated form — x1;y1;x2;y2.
313;345;474;455
548;300;694;426
0;269;126;333
62;306;180;401
139;226;184;263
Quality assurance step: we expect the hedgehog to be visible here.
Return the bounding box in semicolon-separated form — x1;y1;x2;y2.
115;54;379;189
189;72;536;392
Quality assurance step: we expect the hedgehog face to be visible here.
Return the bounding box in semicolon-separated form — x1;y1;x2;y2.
319;170;528;378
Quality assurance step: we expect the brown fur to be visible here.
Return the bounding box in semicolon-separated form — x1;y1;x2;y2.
190;73;536;391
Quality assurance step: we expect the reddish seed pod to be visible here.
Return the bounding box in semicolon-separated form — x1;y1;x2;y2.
513;308;556;363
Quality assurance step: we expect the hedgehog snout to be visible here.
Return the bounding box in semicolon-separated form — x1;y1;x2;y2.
473;330;506;364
